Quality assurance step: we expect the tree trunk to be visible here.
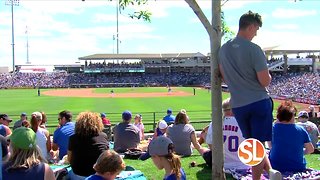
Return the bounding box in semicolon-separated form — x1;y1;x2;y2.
211;0;224;179
184;0;224;179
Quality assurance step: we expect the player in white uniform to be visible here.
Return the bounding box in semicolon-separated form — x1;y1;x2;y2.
202;98;249;170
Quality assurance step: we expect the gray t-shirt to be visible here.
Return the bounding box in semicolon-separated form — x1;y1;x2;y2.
167;123;195;156
296;121;320;148
113;122;140;153
219;36;269;108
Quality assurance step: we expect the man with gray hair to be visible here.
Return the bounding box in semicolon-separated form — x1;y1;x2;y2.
113;110;140;153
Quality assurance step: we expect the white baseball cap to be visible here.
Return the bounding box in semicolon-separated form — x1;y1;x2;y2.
158;120;168;129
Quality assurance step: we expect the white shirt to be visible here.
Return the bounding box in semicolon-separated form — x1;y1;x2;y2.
36;128;48;159
206;116;249;170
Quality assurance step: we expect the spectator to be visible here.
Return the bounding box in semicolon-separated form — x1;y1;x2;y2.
68;111;109;179
153;120;168;139
52;110;75;160
13;112;27;130
218;11;276;180
201;98;249;170
0;135;9;161
163;109;175;125
2;127;55;180
0;114;12;137
100;113;111;126
30;112;51;160
166;110;202;156
308;105;318;118
85;150;125;180
296;111;319;153
40;111;48;129
134;114;145;141
139;120;168;161
269;103;314;173
149;136;186;180
113;110;140;153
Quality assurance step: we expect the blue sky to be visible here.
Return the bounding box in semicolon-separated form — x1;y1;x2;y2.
0;0;319;69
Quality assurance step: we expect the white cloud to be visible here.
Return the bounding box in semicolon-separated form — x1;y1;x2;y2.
272;24;299;30
222;0;263;10
253;30;320;51
272;8;317;19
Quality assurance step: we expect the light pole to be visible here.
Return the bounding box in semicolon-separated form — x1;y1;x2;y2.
5;0;19;72
26;25;31;64
116;0;119;54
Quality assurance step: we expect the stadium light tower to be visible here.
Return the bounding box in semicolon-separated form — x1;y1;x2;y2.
116;0;119;54
5;0;19;72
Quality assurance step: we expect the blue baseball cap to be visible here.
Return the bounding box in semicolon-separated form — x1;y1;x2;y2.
167;109;172;114
101;113;106;118
122;110;132;121
21;112;27;116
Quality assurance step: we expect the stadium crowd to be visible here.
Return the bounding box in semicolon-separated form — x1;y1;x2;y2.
268;72;320;104
1;71;319;104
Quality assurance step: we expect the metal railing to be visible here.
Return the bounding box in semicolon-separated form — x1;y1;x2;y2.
9;110;212;135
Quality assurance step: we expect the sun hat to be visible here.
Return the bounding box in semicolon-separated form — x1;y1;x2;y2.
149;136;173;156
298;111;309;118
122;110;132;121
158;120;168;130
10;127;37;150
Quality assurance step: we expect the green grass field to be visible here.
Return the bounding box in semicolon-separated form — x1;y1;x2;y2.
0;87;307;125
0;87;215;127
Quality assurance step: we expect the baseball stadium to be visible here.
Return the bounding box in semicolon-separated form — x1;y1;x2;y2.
0;50;320;179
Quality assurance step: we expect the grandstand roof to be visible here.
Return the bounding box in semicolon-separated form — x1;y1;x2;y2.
263;46;320;56
78;52;206;61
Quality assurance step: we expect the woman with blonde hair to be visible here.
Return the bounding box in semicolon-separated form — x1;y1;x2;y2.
149;136;186;180
2;127;55;180
85;150;126;180
30;112;51;160
166;110;202;156
68;111;109;179
134;114;145;141
40;111;47;129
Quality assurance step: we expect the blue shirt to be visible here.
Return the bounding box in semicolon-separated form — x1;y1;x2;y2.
270;123;311;172
2;162;45;180
0;125;6;137
163;114;175;124
85;174;105;180
53;122;75;160
164;168;186;180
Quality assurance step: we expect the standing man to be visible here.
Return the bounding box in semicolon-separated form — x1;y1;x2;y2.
219;11;280;179
52;110;75;160
13;112;27;130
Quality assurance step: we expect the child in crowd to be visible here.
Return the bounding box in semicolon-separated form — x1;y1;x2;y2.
101;113;111;126
153;120;168;138
269;102;314;173
134;114;144;141
149;136;186;180
139;120;168;161
85;150;125;180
